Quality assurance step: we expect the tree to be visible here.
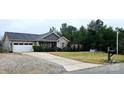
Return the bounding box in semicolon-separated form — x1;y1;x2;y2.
78;26;87;43
102;27;116;51
60;23;77;43
58;19;123;53
49;27;57;32
60;23;68;35
49;27;61;36
87;19;105;49
87;19;104;33
78;26;87;50
117;28;124;53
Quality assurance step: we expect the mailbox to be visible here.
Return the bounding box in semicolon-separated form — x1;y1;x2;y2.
108;50;116;54
107;47;116;63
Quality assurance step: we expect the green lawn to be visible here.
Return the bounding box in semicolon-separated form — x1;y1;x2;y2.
49;52;124;64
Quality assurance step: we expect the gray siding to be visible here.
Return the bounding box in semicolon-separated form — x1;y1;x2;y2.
2;35;11;52
57;37;69;49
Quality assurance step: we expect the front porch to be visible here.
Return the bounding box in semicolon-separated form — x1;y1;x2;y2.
36;41;57;48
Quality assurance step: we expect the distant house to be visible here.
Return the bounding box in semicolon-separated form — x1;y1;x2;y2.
0;40;2;48
2;32;70;52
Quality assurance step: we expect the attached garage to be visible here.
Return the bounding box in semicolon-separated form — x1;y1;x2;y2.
2;32;70;52
12;42;33;52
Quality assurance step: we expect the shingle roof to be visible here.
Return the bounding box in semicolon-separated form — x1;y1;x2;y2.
39;32;50;37
5;32;40;41
5;32;60;42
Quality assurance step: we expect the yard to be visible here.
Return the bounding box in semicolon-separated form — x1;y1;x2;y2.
49;52;124;64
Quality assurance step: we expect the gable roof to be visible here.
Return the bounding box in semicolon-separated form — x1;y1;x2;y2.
40;32;60;39
37;32;60;41
57;36;70;42
4;32;60;42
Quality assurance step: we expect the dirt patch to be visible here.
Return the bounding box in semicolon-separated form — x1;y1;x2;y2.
0;53;66;74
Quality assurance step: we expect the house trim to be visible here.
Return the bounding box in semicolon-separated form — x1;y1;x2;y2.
41;32;60;39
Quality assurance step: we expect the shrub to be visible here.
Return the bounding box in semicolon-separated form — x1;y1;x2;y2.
33;45;76;52
33;46;41;52
33;45;56;52
0;49;2;53
0;48;8;53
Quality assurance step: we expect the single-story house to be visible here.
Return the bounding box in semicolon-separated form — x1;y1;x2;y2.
2;32;70;52
0;40;2;48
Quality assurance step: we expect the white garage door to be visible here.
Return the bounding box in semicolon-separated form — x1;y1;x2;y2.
13;42;33;52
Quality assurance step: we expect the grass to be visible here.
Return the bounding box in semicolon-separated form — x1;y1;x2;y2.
49;52;124;64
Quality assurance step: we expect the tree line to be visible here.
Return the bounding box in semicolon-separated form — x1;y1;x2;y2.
49;19;124;54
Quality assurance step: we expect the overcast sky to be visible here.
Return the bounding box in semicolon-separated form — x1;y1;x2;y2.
0;0;124;37
0;19;124;36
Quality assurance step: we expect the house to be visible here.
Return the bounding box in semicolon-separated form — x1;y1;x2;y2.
0;40;2;48
2;32;70;52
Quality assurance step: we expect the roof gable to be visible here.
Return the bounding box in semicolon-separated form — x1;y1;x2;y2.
41;32;60;39
42;33;59;40
57;36;70;42
37;32;60;41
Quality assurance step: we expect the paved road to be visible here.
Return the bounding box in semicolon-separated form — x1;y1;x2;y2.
64;63;124;74
23;52;101;71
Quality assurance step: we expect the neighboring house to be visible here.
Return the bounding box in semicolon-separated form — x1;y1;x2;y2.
2;32;70;52
0;40;2;48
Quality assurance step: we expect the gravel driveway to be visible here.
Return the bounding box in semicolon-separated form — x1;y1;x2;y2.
0;53;65;74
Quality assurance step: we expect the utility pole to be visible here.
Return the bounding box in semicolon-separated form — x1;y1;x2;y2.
116;31;119;54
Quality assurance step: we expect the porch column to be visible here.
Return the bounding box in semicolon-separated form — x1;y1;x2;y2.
49;42;52;48
36;41;39;46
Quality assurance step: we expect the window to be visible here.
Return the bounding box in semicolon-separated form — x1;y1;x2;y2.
19;43;23;45
62;43;64;48
24;43;28;45
14;43;18;45
29;43;33;45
